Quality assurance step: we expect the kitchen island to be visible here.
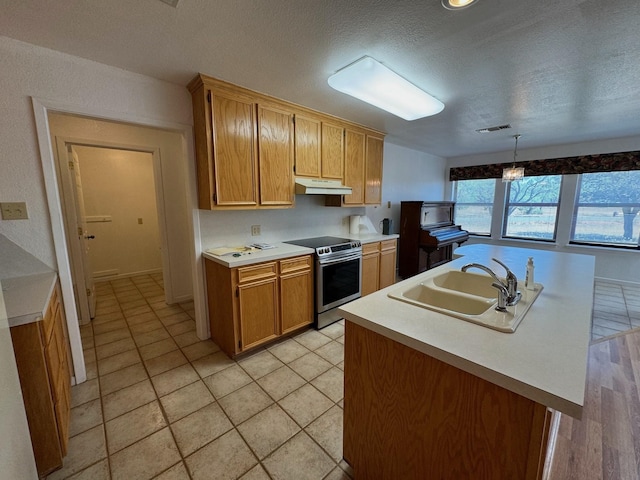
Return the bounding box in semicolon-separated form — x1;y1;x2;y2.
338;244;594;480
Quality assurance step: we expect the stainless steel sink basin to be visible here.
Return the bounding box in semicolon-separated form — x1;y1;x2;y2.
387;268;544;332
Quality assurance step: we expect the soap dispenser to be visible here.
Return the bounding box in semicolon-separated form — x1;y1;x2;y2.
525;257;535;291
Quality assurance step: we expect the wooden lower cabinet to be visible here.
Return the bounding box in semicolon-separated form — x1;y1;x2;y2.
361;239;397;296
205;255;313;357
344;322;552;480
10;281;71;477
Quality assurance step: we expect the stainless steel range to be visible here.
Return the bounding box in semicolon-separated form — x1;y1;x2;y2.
285;236;362;329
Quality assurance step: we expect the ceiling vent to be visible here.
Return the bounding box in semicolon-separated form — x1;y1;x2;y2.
157;0;179;7
476;124;512;133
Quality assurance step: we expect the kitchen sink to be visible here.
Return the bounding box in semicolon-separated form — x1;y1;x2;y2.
387;269;543;333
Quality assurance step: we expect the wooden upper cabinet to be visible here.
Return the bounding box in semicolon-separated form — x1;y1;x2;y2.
258;104;294;206
365;134;384;205
343;129;366;205
321;122;345;179
210;89;258;206
293;114;321;178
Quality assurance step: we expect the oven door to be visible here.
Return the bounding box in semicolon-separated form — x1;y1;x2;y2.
316;252;362;313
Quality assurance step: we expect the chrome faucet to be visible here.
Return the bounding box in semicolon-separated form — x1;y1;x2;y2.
461;258;522;311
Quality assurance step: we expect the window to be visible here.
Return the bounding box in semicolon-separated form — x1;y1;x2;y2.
571;171;640;247
454;178;495;235
503;175;562;241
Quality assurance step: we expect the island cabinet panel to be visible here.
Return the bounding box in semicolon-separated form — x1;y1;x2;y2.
342;129;366;205
344;321;551;480
321;121;344;179
258;104;294;206
293;114;321;178
205;255;313;357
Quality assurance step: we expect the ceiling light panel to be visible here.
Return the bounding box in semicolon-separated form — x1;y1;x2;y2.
328;56;444;121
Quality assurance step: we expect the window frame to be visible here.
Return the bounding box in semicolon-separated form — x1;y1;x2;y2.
453;178;496;236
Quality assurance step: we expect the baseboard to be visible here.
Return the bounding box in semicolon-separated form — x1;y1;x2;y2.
93;268;163;283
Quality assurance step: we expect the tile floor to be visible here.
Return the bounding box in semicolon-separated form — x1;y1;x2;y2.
49;273;351;480
591;280;640;341
49;274;637;479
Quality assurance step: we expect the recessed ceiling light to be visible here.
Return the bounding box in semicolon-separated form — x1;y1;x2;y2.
327;56;444;121
441;0;479;10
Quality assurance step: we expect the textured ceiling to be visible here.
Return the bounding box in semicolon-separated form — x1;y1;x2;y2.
2;0;640;157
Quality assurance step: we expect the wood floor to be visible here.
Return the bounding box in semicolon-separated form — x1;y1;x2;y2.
547;328;640;480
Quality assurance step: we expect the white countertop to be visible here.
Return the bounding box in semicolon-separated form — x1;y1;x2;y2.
2;272;58;328
203;242;315;268
338;244;594;418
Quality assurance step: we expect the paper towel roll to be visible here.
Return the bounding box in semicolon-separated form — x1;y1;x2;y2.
349;215;361;234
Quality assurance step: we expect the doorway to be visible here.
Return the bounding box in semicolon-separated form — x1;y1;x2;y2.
55;140;165;325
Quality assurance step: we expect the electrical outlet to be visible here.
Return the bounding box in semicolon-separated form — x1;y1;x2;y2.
387;201;391;208
251;225;261;236
1;202;28;220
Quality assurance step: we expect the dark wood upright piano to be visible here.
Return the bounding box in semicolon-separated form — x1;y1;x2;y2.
399;201;469;278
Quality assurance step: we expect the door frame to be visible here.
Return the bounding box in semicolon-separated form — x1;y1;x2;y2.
31;97;207;385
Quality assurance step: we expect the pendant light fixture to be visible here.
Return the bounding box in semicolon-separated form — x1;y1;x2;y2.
502;134;525;182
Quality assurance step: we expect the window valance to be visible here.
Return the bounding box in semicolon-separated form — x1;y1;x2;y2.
449;150;640;181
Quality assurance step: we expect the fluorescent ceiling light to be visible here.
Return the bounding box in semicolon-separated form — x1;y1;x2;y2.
328;56;444;121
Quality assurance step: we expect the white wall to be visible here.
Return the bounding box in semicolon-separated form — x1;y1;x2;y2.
446;136;640;284
74;146;163;279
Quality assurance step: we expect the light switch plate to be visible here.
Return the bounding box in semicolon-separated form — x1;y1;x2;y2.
1;202;28;220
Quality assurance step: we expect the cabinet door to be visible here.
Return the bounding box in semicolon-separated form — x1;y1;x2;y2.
280;256;313;334
365;135;384;205
258;104;294;206
321;122;344;179
343;129;366;205
238;277;279;351
294;114;321;178
361;243;380;297
210;89;258;206
379;240;397;290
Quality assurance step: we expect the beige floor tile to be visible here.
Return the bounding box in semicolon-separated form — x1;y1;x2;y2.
238;349;285;379
119;298;148;311
126;311;159;326
183;340;222;362
257;366;306;401
47;425;107;480
289;352;333;381
160;312;193;327
306;405;343;461
103;379;157;421
166;319;196;336
144;349;188;377
262;431;335;480
268;338;310;364
99;363;149;396
152;363;200;397
324;467;351;480
66;459;110;480
237;404;300;459
133;327;171;347
154;462;191;480
160;380;214;423
92;311;125;325
173;330;201;348
310;367;344;403
69;398;103;437
294;329;332;351
128;318;163;335
335;335;345;345
593;318;631;332
279;383;333;427
319;322;345;340
218;382;274;425
204;364;253;398
155;304;186;318
185;429;257;480
94;328;132;347
95;336;136;360
239;464;271;479
110;428;181;480
171;402;233;456
106;400;167;453
98;348;141;376
315;341;344;365
93;318;128;335
85;361;98;380
191;350;234;377
71;378;100;408
139;338;179;361
122;305;152;318
83;347;96;365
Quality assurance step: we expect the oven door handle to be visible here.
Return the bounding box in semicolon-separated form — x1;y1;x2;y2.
318;253;362;265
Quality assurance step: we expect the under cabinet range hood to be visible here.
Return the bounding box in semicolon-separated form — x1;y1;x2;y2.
294;178;353;195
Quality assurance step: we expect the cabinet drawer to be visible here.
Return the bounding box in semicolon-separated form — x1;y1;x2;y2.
381;239;397;252
280;256;312;274
237;262;277;283
362;242;380;255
